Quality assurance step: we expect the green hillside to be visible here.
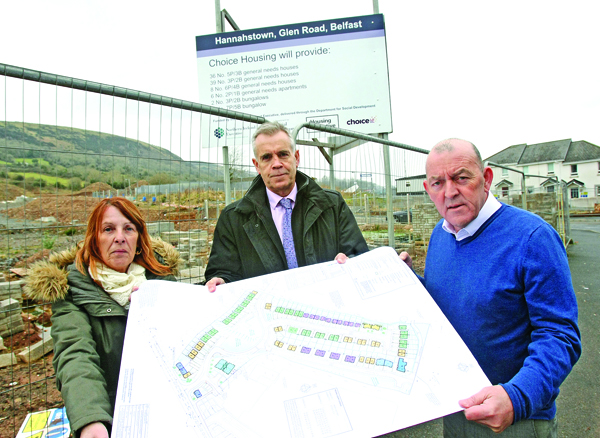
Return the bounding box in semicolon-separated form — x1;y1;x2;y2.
0;121;226;187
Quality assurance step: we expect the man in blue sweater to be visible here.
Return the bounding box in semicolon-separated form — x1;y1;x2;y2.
403;138;581;437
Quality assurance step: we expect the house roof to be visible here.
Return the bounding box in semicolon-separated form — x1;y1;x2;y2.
485;139;600;165
395;174;426;181
494;179;514;188
564;140;600;163
518;139;572;164
540;178;563;186
566;179;585;187
485;144;526;165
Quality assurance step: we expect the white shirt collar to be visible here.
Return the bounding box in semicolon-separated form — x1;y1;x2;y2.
442;193;502;241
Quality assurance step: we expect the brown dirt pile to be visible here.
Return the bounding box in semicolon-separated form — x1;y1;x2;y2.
0;183;27;202
74;182;114;196
4;196;101;223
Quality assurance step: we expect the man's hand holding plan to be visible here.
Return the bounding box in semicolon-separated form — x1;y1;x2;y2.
113;246;490;438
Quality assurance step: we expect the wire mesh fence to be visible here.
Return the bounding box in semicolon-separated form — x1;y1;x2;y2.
0;63;434;436
488;163;571;246
0;61;578;436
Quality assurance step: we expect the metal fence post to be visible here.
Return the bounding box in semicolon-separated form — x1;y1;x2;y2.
406;193;411;226
521;178;527;210
382;141;394;248
222;146;231;205
329;162;335;191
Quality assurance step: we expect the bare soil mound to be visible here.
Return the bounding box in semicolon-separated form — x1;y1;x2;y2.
4;196;101;223
3;194;177;225
74;182;114;196
0;183;29;202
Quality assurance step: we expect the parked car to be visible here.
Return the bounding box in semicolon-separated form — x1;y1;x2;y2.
393;210;412;223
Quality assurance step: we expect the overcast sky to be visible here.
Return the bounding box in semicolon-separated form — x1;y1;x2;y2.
2;0;598;160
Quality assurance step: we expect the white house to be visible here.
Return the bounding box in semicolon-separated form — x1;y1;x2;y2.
485;139;600;207
395;174;426;195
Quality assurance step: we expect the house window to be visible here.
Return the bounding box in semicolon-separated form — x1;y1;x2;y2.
596;185;600;196
501;186;509;197
547;185;555;193
502;168;508;176
598;162;600;174
571;164;578;175
522;166;529;175
570;187;579;199
547;163;554;174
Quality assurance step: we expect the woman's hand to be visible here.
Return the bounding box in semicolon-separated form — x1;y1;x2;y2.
80;422;109;438
128;286;140;302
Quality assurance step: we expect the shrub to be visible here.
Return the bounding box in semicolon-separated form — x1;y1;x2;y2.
68;177;83;191
149;172;176;185
24;177;46;190
43;233;56;250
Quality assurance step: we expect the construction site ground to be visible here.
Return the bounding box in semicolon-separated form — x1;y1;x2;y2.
0;189;425;437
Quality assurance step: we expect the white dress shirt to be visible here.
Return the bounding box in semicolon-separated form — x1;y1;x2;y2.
442;193;502;241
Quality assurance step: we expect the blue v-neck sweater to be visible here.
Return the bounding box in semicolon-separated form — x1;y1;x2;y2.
424;203;581;422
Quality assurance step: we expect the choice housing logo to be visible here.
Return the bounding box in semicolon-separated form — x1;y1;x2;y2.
346;116;376;126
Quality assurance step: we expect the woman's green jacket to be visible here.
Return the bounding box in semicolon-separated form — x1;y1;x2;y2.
25;237;181;434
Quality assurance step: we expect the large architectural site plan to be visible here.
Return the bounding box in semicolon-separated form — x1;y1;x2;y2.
113;247;490;438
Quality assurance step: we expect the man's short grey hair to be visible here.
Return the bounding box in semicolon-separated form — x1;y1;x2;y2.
252;121;295;157
432;138;484;171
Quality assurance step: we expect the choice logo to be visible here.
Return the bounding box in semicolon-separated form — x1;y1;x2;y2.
346;117;376;126
214;127;225;139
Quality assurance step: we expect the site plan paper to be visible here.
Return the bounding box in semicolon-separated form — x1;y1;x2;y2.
113;246;490;438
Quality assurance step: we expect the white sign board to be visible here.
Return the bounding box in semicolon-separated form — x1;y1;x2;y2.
196;14;393;147
112;247;490;438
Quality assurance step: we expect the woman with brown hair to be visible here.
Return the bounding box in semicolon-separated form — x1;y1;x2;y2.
26;197;181;438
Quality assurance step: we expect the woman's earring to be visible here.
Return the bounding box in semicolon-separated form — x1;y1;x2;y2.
136;248;142;255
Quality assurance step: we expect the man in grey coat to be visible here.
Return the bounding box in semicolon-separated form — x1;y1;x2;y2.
205;121;368;291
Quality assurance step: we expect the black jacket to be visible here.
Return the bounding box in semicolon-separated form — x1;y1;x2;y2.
205;171;368;283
